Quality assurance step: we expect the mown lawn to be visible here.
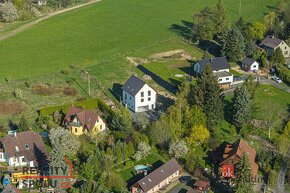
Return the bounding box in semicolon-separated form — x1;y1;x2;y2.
142;61;194;87
114;151;166;186
0;0;279;82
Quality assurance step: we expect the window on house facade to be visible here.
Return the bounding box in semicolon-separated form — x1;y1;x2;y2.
148;97;151;101
141;92;144;97
226;78;229;80
148;91;151;96
130;96;132;100
285;51;288;55
229;160;233;164
218;78;222;82
125;93;127;100
141;99;144;102
100;125;103;130
25;144;29;150
22;157;25;163
75;128;78;133
253;65;257;68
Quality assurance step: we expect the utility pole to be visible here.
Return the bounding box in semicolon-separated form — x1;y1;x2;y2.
87;72;90;97
239;0;242;15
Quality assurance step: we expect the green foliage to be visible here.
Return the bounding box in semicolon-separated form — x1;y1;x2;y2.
194;65;224;130
243;74;256;99
194;7;215;41
111;107;133;132
248;22;266;40
18;115;30;132
223;26;245;62
235;154;254;193
213;0;229;42
186;125;210;147
271;47;286;66
232;85;252;128
245;40;257;57
277;65;290;86
278;120;290;154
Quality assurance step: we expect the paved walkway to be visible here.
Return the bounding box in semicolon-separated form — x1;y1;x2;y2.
0;0;101;41
274;147;290;193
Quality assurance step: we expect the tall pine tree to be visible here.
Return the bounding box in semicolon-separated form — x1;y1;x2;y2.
223;26;245;62
194;65;224;130
232;84;252;128
235;153;254;193
213;0;229;43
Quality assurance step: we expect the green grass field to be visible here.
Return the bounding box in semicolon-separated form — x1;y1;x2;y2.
0;0;279;82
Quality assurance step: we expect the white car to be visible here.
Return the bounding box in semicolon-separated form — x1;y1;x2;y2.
272;76;282;83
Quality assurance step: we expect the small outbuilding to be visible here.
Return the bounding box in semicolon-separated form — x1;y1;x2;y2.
241;58;259;72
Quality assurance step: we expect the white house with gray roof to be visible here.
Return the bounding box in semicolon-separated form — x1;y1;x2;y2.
194;57;233;88
259;36;290;57
122;75;157;113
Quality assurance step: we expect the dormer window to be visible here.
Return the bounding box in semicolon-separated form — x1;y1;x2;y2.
25;144;29;150
15;146;19;152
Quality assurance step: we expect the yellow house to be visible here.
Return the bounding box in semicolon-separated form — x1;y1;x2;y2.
63;107;107;136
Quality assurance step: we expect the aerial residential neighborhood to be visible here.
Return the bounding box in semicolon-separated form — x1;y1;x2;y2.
0;0;289;193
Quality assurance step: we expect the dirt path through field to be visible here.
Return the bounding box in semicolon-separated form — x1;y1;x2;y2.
0;0;101;42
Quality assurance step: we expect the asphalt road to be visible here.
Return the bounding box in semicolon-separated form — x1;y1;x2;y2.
274;147;290;193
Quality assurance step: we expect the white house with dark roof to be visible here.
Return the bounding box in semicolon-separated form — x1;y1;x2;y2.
194;57;233;88
259;35;290;57
241;58;259;72
0;131;48;167
122;75;157;113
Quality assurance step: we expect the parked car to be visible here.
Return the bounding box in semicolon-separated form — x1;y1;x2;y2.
272;76;282;83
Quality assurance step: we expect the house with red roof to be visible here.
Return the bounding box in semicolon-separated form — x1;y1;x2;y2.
219;139;258;178
63;107;107;136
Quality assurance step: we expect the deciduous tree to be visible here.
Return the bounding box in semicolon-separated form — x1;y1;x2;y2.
169;140;188;158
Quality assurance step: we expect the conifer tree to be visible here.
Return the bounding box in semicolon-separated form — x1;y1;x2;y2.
194;65;224;130
235;153;254;193
232;85;252;128
245;40;257;57
213;0;229;43
223;27;245;62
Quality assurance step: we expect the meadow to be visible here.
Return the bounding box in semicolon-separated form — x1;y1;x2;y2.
0;0;280;82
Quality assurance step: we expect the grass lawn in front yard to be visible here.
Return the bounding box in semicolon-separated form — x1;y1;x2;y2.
142;61;194;88
229;69;242;77
114;151;166;186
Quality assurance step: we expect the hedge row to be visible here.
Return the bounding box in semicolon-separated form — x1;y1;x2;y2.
277;65;290;86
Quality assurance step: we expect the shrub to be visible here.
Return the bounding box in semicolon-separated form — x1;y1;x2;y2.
277;65;290;86
13;89;23;99
61;69;70;75
63;87;77;96
32;84;54;95
169;140;188;158
0;2;18;22
133;142;151;161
